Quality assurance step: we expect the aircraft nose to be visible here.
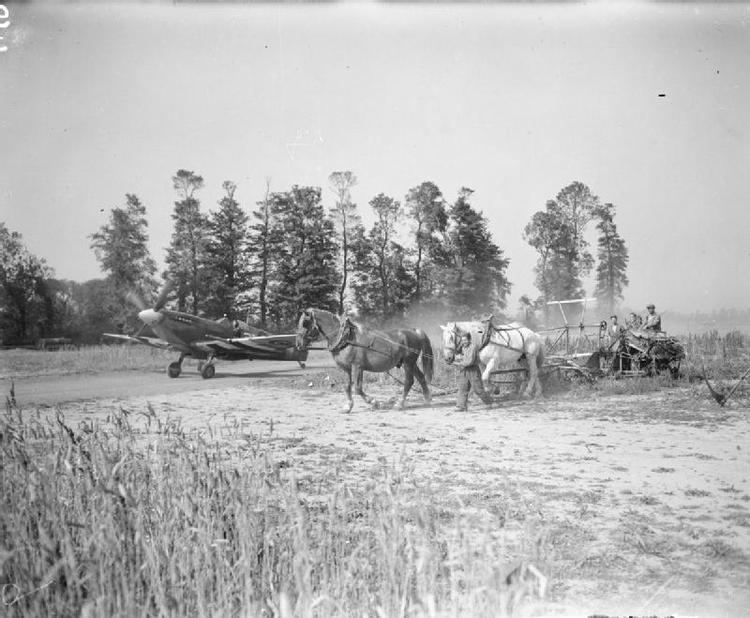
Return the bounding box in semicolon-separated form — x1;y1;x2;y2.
138;309;162;325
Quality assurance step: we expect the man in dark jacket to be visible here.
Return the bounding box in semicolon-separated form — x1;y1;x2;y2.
643;304;662;331
454;332;493;411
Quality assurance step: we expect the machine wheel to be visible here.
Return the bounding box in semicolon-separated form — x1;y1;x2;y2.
201;364;216;380
167;362;181;378
298;361;306;369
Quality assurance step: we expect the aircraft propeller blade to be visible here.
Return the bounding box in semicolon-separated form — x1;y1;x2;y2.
125;290;147;312
153;279;173;312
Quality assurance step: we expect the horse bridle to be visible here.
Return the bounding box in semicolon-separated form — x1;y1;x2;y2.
301;309;323;342
301;309;353;352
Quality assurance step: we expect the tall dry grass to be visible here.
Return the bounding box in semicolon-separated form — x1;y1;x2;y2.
0;397;544;617
0;346;170;379
681;330;749;379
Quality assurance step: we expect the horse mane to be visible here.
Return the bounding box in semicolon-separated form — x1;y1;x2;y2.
309;307;338;321
495;320;524;330
343;315;364;330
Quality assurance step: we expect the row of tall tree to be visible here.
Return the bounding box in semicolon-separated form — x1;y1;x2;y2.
1;175;628;344
103;170;511;331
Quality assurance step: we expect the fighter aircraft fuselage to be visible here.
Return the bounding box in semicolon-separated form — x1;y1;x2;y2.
105;282;308;378
148;310;233;356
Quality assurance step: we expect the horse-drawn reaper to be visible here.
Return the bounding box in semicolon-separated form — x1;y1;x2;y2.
295;308;434;413
439;305;686;400
541;299;686;382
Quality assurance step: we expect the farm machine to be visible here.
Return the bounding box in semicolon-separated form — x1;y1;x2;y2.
541;298;685;381
487;298;686;388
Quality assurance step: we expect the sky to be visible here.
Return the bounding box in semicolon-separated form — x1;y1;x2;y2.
1;1;749;316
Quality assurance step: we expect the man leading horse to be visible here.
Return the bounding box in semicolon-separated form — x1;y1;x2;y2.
441;317;545;400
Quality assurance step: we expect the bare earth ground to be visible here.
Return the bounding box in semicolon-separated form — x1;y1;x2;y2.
5;362;750;618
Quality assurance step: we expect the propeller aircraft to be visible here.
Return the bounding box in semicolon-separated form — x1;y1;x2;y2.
103;282;308;379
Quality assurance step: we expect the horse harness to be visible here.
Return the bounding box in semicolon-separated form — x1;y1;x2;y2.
456;317;527;357
306;310;426;360
306;310;391;358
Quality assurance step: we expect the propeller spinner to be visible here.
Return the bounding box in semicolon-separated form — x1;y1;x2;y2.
126;280;173;329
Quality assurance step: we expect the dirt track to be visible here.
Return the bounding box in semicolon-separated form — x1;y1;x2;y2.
4;351;336;406
7;366;750;617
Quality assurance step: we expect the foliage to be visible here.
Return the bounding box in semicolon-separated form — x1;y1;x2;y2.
405;181;446;302
203;181;252;319
164;170;208;314
89;194;157;295
350;193;415;322
523;202;575;306
555;181;599;259
51;172;627;338
593;203;629;316
430;187;511;314
89;194;158;330
329;171;361;314
0;223;53;343
524;182;601;318
266;186;339;328
247;179;274;328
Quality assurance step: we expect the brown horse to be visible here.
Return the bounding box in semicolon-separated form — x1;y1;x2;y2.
296;308;434;413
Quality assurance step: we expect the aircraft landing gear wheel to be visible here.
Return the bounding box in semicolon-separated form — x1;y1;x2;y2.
201;364;216;379
167;362;182;378
298;361;306;369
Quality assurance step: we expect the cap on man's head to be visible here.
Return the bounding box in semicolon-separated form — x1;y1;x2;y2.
647;303;655;309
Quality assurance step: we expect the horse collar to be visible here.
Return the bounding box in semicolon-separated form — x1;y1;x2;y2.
330;319;354;354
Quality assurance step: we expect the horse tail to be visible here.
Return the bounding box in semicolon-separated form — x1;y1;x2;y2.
536;340;545;369
417;329;434;384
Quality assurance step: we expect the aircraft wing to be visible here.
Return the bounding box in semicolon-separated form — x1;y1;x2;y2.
102;333;172;349
194;333;299;355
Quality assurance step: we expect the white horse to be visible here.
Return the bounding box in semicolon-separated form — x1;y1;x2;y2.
440;319;545;398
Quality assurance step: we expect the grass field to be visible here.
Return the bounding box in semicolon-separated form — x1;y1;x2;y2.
0;345;171;379
3;378;750;617
2;331;749;616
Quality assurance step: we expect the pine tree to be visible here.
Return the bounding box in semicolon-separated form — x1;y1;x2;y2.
164;169;208;314
266;186;339;327
204;181;251;318
432;188;511;314
247;178;274;328
594;203;629;315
